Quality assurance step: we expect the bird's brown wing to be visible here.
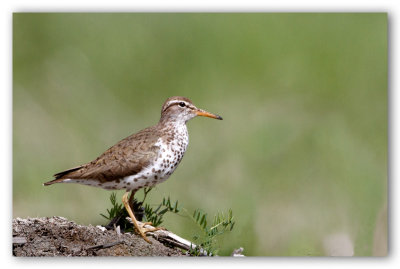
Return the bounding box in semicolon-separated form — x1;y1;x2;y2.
44;126;161;185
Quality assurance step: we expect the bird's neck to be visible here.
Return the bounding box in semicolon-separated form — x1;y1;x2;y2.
159;113;187;127
158;118;188;135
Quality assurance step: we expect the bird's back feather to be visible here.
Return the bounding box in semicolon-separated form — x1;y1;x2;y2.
43;125;162;185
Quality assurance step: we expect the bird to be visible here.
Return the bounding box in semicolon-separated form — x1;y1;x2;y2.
44;96;223;243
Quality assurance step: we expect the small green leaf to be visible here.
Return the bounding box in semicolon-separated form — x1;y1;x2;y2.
159;208;169;215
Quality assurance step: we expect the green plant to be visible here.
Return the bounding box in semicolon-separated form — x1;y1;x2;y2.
99;192;124;221
187;208;235;256
100;189;235;256
100;188;179;229
144;196;180;227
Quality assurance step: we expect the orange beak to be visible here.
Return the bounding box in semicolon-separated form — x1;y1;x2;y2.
195;109;223;120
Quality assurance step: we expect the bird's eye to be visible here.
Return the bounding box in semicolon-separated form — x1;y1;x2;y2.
178;102;186;107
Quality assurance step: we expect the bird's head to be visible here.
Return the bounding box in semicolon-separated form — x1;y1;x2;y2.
160;96;223;124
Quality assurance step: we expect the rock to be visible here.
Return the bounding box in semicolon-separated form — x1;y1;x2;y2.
96;225;107;232
12;217;184;257
12;237;27;245
231;247;245;257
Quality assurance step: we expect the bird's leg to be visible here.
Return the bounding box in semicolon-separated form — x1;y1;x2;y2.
122;191;151;243
126;190;165;233
104;190;138;230
128;190;136;207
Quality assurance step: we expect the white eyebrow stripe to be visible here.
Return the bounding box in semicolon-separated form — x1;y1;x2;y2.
163;100;187;112
167;100;181;106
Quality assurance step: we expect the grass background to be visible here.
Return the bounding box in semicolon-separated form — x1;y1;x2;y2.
13;13;387;256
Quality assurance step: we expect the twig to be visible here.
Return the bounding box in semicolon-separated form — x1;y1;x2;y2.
126;217;209;256
86;241;123;250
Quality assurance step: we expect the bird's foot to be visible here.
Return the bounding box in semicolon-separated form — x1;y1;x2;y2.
122;191;165;244
139;222;166;233
132;223;152;243
127;220;165;243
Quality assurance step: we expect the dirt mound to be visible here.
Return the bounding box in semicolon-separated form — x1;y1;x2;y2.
12;216;184;257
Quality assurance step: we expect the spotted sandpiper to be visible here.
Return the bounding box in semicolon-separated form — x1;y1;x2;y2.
44;96;222;243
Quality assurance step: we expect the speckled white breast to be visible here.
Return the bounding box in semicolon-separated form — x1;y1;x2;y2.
99;123;188;191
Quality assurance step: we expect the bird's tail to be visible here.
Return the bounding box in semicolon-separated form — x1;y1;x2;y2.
43;165;83;186
43;178;65;186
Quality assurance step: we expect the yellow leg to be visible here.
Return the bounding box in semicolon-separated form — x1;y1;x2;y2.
129;192;166;232
122;191;151;244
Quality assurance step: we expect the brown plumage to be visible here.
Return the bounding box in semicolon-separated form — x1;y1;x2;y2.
44;126;161;185
44;96;222;243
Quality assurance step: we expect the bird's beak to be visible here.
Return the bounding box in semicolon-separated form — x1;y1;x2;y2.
195;108;223;120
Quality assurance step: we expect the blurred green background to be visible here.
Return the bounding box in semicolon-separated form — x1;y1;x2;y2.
13;13;387;256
